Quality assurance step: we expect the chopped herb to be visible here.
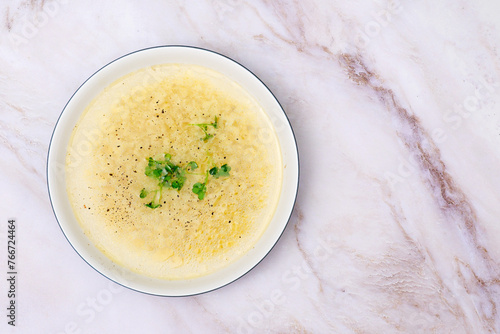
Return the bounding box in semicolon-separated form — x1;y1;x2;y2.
144;189;162;208
209;164;231;178
192;182;207;200
190;116;219;141
144;153;186;190
191;164;231;200
145;202;160;209
141;154;187;208
187;161;198;170
192;169;209;200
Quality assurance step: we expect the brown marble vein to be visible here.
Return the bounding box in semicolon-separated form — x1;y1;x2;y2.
290;207;341;332
293;210;324;293
339;52;500;332
380;183;472;332
5;7;12;31
3;0;47;32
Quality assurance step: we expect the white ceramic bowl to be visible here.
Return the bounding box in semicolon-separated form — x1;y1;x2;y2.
47;46;299;296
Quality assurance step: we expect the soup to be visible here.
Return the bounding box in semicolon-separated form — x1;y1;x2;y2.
66;64;282;279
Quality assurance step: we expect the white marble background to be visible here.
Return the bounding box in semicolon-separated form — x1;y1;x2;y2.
1;0;500;333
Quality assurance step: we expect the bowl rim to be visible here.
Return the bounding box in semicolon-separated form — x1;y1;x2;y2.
46;45;300;296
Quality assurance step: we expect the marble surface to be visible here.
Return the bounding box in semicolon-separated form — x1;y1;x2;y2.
1;0;500;333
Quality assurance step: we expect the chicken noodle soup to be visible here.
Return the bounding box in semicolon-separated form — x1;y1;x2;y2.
66;64;282;279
